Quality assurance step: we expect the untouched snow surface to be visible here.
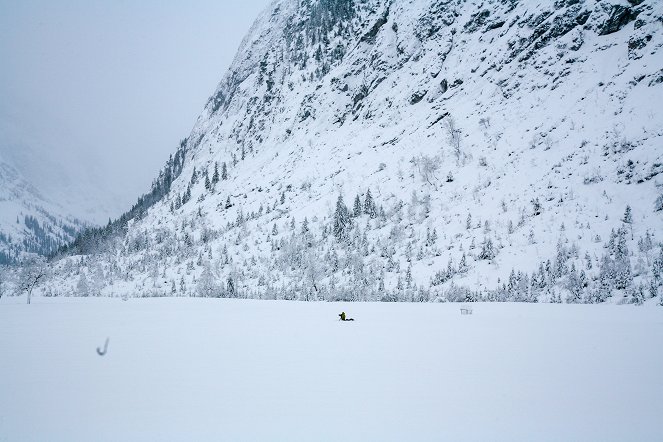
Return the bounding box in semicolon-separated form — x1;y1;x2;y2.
0;298;661;441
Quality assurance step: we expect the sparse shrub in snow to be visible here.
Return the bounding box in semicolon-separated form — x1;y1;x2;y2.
655;193;663;212
227;276;236;297
444;283;474;303
613;229;633;290
458;253;468;273
76;273;89;297
352;195;362;217
531;198;542;216
424;227;438;247
550;290;562;303
415;286;430;302
478;156;488;167
412;155;441;188
364;189;377;218
445;117;462;164
637;231;654;253
478;238;496;260
543;136;553;151
517;212;526;228
405;264;413;289
596;255;614;301
431;258;455;286
605;137;636;156
196;265;219;297
565;264;584;304
631;284;646;305
528;229;536;244
652;248;663;284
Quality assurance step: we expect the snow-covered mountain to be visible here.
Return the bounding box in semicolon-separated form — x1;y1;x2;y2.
23;0;663;302
0;157;87;264
0;108;134;264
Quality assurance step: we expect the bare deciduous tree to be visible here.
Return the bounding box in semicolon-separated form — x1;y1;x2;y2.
446;117;462;164
17;257;48;304
412;155;441;188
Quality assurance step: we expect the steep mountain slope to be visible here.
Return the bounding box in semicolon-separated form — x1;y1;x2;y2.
30;0;663;301
0;158;87;264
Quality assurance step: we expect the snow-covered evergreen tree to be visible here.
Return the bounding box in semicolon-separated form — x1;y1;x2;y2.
333;195;350;241
352;195;362;217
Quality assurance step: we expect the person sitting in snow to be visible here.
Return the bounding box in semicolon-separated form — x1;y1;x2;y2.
338;311;354;321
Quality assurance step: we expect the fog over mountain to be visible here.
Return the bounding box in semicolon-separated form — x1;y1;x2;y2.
0;0;271;260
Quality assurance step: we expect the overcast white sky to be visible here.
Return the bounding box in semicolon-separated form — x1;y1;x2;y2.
0;0;272;222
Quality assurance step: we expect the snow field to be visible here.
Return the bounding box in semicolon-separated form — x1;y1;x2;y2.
0;297;661;441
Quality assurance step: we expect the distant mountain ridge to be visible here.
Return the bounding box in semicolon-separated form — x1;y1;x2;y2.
0;158;87;264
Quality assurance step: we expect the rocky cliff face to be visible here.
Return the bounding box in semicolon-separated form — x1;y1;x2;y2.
29;0;663;302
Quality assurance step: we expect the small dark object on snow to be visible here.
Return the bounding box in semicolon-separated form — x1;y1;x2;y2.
338;312;354;321
97;337;109;356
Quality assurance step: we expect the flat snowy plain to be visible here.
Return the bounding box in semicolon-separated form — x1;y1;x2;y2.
0;297;661;441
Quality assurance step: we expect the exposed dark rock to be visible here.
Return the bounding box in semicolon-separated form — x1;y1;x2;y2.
352;89;367;107
464;10;491;33
511;5;587;61
569;32;585;51
428;112;450;128
633;18;646;29
409;90;428;105
361;5;390;44
555;0;581;7
598;5;640;36
628;34;652;51
485;20;505;32
576;10;592;26
529;10;554;28
440;79;448;94
416;0;456;40
648;69;663;87
533;8;583;50
299;109;312;122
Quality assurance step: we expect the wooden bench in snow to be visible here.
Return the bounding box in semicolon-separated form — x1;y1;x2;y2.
460;306;473;315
